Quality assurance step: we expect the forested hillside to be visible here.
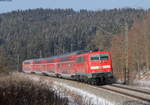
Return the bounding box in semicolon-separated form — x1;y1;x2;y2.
0;8;147;72
112;13;150;83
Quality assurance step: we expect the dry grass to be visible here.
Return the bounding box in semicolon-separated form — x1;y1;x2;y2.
0;73;68;105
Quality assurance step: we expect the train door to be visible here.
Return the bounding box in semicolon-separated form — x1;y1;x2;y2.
76;56;86;73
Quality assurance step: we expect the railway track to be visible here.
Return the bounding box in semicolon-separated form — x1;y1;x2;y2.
98;84;150;103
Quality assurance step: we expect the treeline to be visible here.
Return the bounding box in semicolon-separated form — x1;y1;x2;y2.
112;13;150;83
0;8;148;75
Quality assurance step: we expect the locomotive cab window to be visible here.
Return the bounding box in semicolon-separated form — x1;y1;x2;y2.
90;54;99;61
90;54;109;61
100;54;109;60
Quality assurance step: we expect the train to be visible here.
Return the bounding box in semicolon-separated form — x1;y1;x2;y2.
22;49;115;85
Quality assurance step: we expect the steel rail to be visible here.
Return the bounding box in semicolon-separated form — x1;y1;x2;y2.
111;84;150;95
98;86;150;103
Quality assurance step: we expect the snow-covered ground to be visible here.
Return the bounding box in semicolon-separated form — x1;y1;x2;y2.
53;81;114;105
24;74;115;105
15;73;150;105
133;71;150;89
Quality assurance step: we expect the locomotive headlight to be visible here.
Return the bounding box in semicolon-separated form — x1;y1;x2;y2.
103;65;111;69
91;66;99;69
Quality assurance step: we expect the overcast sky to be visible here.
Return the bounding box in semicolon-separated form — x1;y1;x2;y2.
0;0;150;13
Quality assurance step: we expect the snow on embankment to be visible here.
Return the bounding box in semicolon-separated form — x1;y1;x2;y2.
17;73;148;105
54;81;114;105
24;74;114;105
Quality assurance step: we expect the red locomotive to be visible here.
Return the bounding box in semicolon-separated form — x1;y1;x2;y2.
22;50;115;85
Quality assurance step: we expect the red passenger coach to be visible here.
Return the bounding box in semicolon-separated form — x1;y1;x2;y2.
22;50;114;85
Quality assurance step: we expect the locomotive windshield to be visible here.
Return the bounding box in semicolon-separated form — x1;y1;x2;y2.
90;54;99;60
90;54;109;61
100;54;109;60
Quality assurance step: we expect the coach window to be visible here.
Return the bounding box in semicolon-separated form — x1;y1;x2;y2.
24;62;30;64
35;61;40;64
90;54;99;61
76;56;84;63
61;57;69;62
